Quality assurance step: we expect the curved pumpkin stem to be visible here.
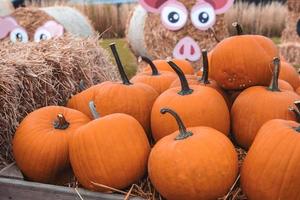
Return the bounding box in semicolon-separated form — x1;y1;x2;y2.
268;57;281;92
54;114;70;130
167;61;193;96
110;43;132;85
199;50;210;85
140;56;159;76
161;108;193;140
232;22;244;35
89;101;100;119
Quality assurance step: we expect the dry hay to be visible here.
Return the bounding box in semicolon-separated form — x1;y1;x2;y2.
126;0;229;71
279;43;300;66
0;34;119;166
0;0;13;17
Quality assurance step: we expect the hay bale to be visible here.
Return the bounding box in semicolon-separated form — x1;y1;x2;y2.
10;7;94;39
279;43;300;66
0;34;118;165
126;0;230;71
0;0;13;16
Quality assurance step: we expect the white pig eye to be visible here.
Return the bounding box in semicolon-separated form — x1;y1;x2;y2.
191;4;216;30
34;29;52;42
10;28;28;43
161;4;188;31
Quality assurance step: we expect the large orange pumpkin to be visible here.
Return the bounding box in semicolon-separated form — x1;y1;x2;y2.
279;61;300;90
69;102;150;191
210;23;278;90
231;58;299;149
151;61;230;141
149;108;238;200
131;57;177;94
94;43;158;135
241;103;300;199
13;106;90;184
143;59;194;75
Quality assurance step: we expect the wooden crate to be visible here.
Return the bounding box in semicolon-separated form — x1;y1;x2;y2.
0;163;142;200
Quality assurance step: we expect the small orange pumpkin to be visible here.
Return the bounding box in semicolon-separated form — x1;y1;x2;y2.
210;23;278;90
143;59;194;75
279;61;300;90
94;43;159;135
231;58;299;149
13;106;90;184
131;57;177;94
241;102;300;199
149;108;238;200
151;61;230;141
69;102;150;191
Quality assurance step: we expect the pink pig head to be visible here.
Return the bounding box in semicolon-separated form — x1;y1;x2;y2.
139;0;234;62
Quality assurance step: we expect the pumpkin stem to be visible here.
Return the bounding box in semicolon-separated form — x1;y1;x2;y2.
199;50;210;85
110;43;132;85
89;101;100;119
268;57;281;92
140;56;159;76
232;22;244;35
54;114;70;130
79;80;86;92
160;108;193;140
167;61;193;96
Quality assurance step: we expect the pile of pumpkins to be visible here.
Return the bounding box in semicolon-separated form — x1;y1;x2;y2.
12;23;300;200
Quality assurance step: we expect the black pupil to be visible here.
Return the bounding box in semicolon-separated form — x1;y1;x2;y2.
297;19;300;37
16;33;22;41
199;12;209;24
168;11;180;23
40;34;47;41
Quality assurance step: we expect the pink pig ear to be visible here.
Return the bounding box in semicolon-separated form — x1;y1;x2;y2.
0;17;19;39
139;0;169;13
42;20;64;37
205;0;235;14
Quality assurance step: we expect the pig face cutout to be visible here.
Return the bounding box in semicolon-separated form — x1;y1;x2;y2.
139;0;234;62
0;17;64;43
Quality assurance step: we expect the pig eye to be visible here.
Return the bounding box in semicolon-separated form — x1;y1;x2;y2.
297;19;300;37
191;4;216;30
161;4;188;31
10;28;28;43
34;29;52;42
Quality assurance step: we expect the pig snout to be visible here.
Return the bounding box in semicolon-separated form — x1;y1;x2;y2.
173;36;201;62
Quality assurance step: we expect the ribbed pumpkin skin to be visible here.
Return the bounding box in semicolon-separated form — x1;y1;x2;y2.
94;81;158;134
67;85;100;119
231;86;299;149
143;59;194;75
278;79;294;91
69;114;150;191
279;61;300;90
151;85;230;141
13;106;90;184
210;35;278;90
149;127;238;200
241;119;300;200
131;71;177;94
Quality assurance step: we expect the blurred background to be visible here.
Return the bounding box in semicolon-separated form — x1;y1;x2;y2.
8;0;288;39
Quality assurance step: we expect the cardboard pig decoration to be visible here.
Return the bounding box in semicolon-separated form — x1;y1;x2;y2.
127;0;234;68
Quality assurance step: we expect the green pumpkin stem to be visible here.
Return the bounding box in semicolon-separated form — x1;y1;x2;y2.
89;101;100;119
161;108;193;140
232;22;244;35
168;61;193;96
289;101;300;132
268;57;281;92
79;80;86;92
54;114;70;130
140;56;159;76
199;50;210;85
110;43;131;85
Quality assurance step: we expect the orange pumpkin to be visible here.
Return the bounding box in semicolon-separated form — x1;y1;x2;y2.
94;43;158;135
210;23;278;90
149;108;238;200
151;61;230;141
131;57;177;94
278;79;294;91
13;106;90;184
69;102;150;191
231;58;299;149
279;61;300;90
143;59;194;75
296;86;300;95
241;102;300;199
